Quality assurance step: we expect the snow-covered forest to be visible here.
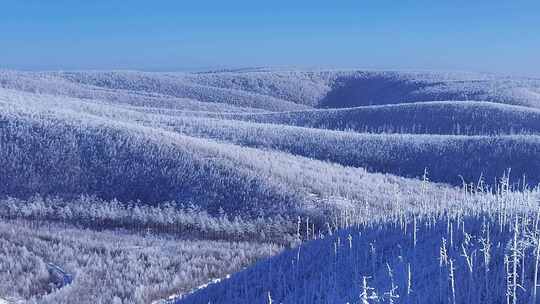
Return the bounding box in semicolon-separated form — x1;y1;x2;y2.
1;69;540;303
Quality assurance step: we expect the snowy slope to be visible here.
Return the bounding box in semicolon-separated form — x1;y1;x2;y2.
180;210;540;304
214;101;540;135
1;69;540;303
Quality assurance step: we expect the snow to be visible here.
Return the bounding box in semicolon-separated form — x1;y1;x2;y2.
0;297;23;304
151;275;231;304
1;69;540;303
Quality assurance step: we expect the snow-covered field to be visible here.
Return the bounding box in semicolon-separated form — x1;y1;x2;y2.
1;69;540;303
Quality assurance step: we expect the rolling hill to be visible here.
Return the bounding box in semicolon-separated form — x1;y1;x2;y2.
214;101;540;135
1;69;540;303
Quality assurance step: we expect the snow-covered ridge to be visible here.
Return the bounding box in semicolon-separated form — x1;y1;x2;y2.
1;69;540;303
3;69;540;111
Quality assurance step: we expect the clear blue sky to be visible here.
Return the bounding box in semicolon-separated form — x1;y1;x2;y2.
1;0;539;76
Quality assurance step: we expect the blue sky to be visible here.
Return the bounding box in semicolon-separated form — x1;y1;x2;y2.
0;1;539;76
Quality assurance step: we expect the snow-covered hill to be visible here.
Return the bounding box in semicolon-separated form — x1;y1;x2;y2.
1;69;539;303
181;210;540;304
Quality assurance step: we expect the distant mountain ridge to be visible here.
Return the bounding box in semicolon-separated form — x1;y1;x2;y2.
3;69;540;111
